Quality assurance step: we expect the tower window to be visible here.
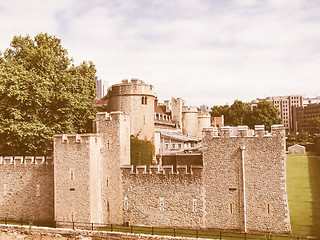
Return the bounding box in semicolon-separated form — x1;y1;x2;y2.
3;184;7;196
124;196;128;210
141;96;147;105
192;199;197;212
160;197;164;211
36;184;40;197
70;169;74;180
229;203;234;214
267;203;271;214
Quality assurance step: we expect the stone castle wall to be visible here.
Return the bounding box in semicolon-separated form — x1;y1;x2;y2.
0;107;291;234
0;157;54;222
121;165;204;229
120;125;291;234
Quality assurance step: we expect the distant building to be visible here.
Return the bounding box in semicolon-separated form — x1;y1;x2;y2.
200;104;209;112
288;144;306;154
251;95;303;131
94;76;108;99
211;115;224;128
292;103;320;134
303;96;320;105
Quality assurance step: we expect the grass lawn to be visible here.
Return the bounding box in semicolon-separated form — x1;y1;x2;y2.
286;152;320;236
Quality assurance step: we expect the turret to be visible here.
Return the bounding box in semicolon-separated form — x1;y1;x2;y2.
106;78;155;141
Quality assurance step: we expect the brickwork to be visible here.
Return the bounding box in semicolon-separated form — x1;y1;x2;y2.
0;157;54;222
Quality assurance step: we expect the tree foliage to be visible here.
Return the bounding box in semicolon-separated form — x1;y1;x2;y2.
0;33;97;155
210;100;282;130
308;117;320;134
130;135;154;167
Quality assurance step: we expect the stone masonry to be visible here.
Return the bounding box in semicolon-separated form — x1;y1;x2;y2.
0;111;291;234
120;125;291;233
0;156;54;223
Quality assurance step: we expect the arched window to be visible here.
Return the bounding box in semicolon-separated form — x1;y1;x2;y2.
141;96;147;105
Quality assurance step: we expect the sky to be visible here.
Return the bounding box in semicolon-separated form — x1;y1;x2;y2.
0;0;320;107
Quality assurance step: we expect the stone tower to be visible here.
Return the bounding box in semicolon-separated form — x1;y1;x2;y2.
197;111;211;138
54;112;130;225
182;106;198;137
202;125;291;233
171;97;184;129
106;78;155;141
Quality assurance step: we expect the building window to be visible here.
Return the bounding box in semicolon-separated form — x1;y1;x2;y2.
266;203;271;214
36;184;40;197
165;144;169;150
172;144;176;149
177;144;181;149
141;96;147;105
192;199;197;212
3;184;7;196
160;197;164;211
70;169;74;180
229;203;234;214
124;196;128;210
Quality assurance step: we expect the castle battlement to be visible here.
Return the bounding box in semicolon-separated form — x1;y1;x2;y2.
121;164;203;175
202;124;284;138
106;78;155;97
95;111;128;121
182;105;198;113
0;156;53;165
54;133;100;144
197;111;210;118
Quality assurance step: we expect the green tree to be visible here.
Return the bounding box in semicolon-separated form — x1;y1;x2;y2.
130;135;155;167
308;117;320;134
228;100;252;126
251;100;282;131
0;33;97;156
210;100;282;130
210;104;230;124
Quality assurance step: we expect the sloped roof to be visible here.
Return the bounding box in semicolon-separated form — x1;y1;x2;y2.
288;144;306;149
160;132;200;142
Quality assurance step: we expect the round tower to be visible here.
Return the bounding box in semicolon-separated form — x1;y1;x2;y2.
106;78;155;141
197;112;211;139
182;106;199;138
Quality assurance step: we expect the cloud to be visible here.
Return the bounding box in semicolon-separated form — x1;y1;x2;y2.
1;0;320;106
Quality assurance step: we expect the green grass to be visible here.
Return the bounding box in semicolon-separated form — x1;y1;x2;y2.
287;152;320;237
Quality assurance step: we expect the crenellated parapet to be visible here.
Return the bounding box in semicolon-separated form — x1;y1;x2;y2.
106;78;155;97
202;124;285;139
0;156;53;165
121;164;203;176
182;105;198;113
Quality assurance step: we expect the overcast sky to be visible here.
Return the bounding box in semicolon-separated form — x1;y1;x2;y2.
0;0;319;106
